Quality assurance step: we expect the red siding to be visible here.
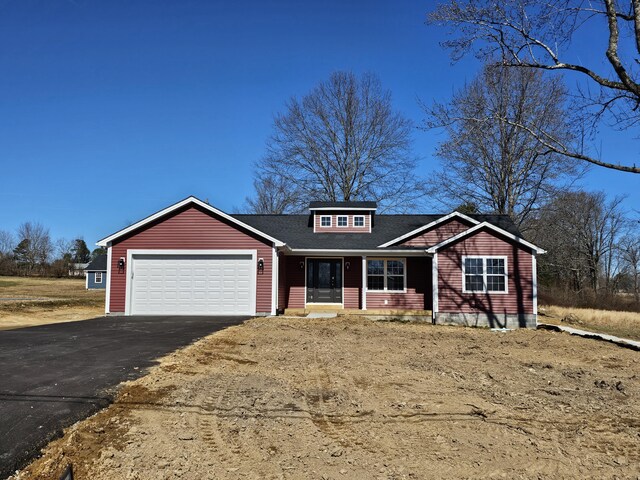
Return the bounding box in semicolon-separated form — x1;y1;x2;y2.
366;257;431;310
314;212;371;233
277;252;286;310
343;256;362;308
284;256;305;308
437;230;534;315
401;219;471;247
108;205;273;314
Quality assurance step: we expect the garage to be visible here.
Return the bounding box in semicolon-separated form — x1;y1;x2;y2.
127;251;256;315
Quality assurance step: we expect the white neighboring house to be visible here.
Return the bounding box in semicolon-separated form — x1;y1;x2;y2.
69;262;89;277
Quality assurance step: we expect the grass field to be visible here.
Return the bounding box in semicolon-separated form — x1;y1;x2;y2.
540;304;640;341
0;276;104;329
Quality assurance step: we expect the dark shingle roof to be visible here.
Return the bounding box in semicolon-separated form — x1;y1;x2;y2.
308;201;377;209
85;254;107;271
232;213;521;250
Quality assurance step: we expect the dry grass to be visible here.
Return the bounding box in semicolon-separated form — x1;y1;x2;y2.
0;276;104;329
540;304;640;341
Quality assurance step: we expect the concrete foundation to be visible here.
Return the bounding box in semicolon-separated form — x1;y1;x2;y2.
435;312;537;329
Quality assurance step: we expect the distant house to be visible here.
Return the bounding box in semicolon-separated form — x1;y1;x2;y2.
84;255;107;290
69;262;89;277
96;196;545;328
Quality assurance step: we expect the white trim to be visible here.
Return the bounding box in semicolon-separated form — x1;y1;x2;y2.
271;246;278;316
105;246;112;314
364;258;407;293
462;255;509;294
310;207;377;212
353;215;366;228
378;211;479;248
287;249;430;256
124;249;257;316
85;272;89;290
337;215;348;228
426;221;546;254
304;257;344;307
320;215;332;227
94;272;103;284
432;253;438;318
361;255;367;310
97;196;284;247
532;254;538;316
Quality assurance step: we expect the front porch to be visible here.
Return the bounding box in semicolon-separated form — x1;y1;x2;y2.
278;254;433;312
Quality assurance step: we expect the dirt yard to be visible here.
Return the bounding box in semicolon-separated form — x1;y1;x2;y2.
0;276;104;330
11;316;640;480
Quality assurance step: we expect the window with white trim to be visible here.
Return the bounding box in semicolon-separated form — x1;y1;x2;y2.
463;256;507;292
320;216;332;227
95;272;103;284
337;215;348;227
367;259;405;291
354;215;365;227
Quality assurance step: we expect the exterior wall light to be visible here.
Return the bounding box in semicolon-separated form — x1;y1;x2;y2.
345;261;350;271
257;258;265;272
299;261;304;270
118;257;126;272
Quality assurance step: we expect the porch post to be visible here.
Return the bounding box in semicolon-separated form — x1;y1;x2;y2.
361;255;367;310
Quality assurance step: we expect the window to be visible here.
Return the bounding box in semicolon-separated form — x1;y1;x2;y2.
354;216;365;227
367;259;405;291
337;216;348;227
320;216;332;227
463;257;507;293
95;272;103;284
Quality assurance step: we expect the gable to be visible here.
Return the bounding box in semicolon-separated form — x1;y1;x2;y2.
111;205;273;248
400;218;473;247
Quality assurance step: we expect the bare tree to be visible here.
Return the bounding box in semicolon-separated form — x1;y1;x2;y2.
15;222;52;275
620;234;640;300
250;71;422;213
0;230;14;256
531;190;626;294
424;63;580;229
245;174;298;214
429;0;640;173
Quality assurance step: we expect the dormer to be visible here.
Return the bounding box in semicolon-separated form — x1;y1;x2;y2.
309;201;377;233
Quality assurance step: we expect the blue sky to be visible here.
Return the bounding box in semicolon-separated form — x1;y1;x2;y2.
1;0;637;248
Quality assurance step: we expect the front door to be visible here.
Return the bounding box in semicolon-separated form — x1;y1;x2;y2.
306;259;343;304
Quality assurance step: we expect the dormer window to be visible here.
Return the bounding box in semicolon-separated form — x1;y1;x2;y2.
337;216;348;227
354;216;365;227
321;216;332;227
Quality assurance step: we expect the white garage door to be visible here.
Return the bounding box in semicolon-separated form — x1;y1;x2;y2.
129;253;255;315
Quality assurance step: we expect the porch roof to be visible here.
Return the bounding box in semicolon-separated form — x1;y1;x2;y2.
232;213;521;250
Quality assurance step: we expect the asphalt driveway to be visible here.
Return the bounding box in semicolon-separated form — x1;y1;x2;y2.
0;315;249;479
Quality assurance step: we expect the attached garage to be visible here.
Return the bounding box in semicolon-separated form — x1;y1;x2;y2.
97;197;283;316
127;251;256;315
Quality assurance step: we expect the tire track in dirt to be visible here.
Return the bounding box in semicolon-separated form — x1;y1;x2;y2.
305;356;383;456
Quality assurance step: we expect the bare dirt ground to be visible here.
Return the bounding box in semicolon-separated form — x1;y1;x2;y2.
0;276;104;330
11;316;640;480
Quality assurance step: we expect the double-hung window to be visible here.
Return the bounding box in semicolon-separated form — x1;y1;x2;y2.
337;216;348;227
367;259;405;292
95;272;103;284
353;216;365;227
320;216;332;227
463;256;507;293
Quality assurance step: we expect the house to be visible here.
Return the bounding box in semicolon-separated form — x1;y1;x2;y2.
84;254;107;289
69;262;89;277
96;196;545;328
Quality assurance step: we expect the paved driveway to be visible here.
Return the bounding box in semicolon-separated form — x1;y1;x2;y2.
0;315;248;478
